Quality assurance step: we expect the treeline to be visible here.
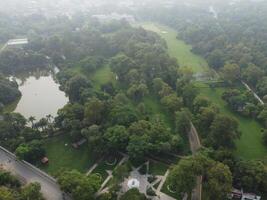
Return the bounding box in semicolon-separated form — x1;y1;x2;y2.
46;17;247;199
0;74;21;107
0;168;44;200
135;1;267;197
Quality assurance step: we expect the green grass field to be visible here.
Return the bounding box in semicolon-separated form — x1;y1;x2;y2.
139;22;209;73
40;135;96;175
196;83;267;160
92;65;116;90
140;22;267;160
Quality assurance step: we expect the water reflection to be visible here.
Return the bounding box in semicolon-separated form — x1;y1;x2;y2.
11;67;68;120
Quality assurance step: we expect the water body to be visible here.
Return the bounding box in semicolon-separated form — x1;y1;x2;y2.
11;68;68;120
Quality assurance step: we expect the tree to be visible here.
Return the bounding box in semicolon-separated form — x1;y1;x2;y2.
242;64;263;86
57;170;101;200
234;160;267;194
127;135;150;160
207;49;224;69
66;75;91;102
104;125;129;151
209;115;240;149
20;183;44;200
120;188;147;200
182;84;199;107
0;187;15;200
110;54;136;82
205;162;232;200
175;109;191;134
168;154;232;199
263;129;267;146
28;116;36;129
160;93;183;113
167;156;201;195
15;140;45;163
256;76;267;97
193;96;211;113
81;124;102;152
84;97;105;125
109;104;138;126
220;63;241;84
196;107;217;134
127;83;149;101
0;75;21;105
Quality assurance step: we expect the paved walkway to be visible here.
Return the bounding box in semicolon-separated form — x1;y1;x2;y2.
156;169;169;194
96;154;129;196
242;81;264;105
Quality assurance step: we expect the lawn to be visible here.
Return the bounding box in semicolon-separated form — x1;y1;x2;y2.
40;134;96;175
138;22;209;73
196;82;267;160
140;22;267;160
91;65;116;90
161;181;181;200
143;95;173;129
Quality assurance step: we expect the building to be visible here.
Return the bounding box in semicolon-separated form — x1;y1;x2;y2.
231;189;261;200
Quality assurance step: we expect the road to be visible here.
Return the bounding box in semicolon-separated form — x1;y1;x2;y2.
188;123;202;200
0;146;66;200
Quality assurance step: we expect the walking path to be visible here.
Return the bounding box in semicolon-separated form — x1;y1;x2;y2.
96;154;129;196
188;123;202;200
86;163;99;175
242;81;264;105
156;170;169;194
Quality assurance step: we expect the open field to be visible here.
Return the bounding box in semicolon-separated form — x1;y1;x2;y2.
138;22;209;73
140;22;267;160
40;135;96;175
196;82;267;160
92;65;116;89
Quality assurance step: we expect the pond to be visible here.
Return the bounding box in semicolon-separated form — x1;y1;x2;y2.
10;68;68;120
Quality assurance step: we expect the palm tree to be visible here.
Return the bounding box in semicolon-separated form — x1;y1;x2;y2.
46;114;53;123
28;116;36;128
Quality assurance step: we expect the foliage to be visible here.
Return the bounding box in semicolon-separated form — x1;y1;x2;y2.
57;170;101;200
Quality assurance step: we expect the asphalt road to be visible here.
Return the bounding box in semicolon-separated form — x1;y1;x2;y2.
0;147;65;200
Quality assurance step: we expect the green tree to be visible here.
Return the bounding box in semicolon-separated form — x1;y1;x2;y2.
160;93;183;113
207;49;224;69
57;170;101;200
104;125;129;151
0;187;15;200
21;183;44;200
209;115;240;149
84;97;105;125
242;64;263;86
120;188;147;200
205;162;232;200
220;63;241;84
175;109;191;134
127;83;149;101
66;75;91;102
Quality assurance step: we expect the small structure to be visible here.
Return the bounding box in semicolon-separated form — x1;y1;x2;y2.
230;189;261;200
41;157;49;164
72;138;86;149
7;38;28;47
127;178;140;190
